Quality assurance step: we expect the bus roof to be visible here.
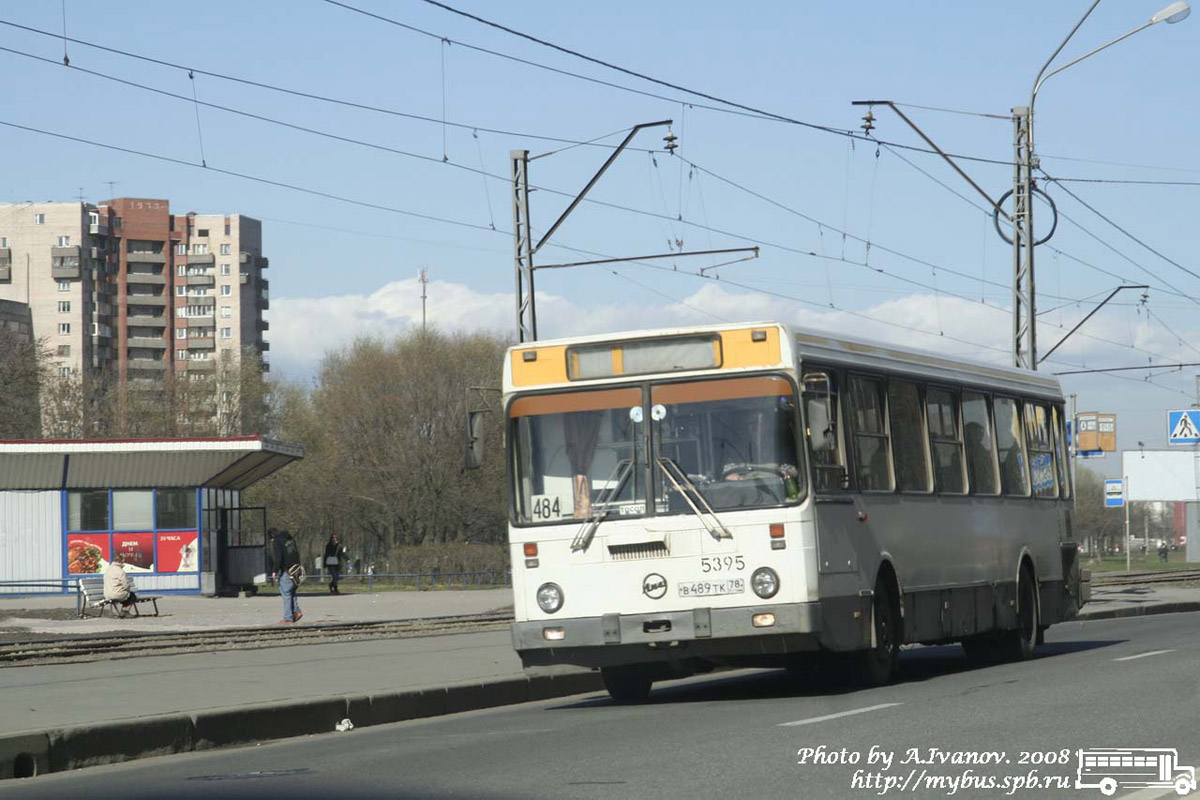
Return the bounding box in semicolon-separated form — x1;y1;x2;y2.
504;321;1063;401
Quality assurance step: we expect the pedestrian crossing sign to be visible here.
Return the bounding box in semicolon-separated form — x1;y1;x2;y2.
1167;409;1200;445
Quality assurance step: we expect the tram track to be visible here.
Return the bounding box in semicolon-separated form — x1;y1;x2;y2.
0;611;515;667
1092;568;1200;587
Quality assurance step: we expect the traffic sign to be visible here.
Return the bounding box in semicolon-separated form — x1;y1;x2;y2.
1104;479;1124;508
1167;409;1200;445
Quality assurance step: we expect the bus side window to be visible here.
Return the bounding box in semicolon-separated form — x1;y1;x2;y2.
803;371;847;491
962;391;999;495
994;397;1030;496
1025;402;1057;498
888;379;930;492
926;388;966;494
1052;405;1071;499
849;376;893;491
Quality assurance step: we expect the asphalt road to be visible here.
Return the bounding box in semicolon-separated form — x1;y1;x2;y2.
7;612;1200;800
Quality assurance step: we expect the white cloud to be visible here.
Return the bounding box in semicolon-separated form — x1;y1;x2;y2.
270;277;1197;378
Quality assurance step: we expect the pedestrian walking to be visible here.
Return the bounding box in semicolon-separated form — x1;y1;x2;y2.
268;528;304;624
324;533;348;594
103;553;138;618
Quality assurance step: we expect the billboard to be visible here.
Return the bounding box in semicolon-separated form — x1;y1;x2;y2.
1077;412;1117;452
1122;451;1200;502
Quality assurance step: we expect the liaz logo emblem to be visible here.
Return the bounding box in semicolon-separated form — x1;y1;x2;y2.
642;573;667;600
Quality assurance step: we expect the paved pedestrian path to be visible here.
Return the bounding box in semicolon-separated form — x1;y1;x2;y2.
0;587;512;635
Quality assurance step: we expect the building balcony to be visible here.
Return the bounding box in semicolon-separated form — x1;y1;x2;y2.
52;265;81;280
188;337;216;350
187;359;216;372
187;274;215;286
126;294;166;308
126;272;166;285
258;256;269;270
187;253;215;266
127;337;167;349
0;248;10;267
88;221;109;236
257;340;270;352
126;251;166;264
0;265;9;283
239;273;250;285
127;358;167;371
256;319;269;332
257;297;269;310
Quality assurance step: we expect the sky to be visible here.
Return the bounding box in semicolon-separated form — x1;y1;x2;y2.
2;0;1198;476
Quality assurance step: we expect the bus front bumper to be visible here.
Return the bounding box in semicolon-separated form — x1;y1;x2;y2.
513;601;822;669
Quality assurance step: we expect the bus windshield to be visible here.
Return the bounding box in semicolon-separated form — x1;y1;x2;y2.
510;376;801;525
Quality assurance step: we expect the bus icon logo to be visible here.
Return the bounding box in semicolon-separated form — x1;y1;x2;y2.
1076;747;1196;796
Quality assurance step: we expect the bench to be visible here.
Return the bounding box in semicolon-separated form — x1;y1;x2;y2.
77;576;161;618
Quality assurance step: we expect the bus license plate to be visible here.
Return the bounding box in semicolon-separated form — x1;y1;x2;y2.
678;578;745;598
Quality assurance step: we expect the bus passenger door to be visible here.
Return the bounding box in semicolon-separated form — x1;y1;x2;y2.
804;370;870;649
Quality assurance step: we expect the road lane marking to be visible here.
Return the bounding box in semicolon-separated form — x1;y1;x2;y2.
778;702;902;727
1113;649;1175;662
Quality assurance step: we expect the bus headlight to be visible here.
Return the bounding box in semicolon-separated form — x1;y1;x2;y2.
751;567;779;599
536;582;564;614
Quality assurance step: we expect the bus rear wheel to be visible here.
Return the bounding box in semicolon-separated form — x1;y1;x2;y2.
856;578;900;686
601;666;654;703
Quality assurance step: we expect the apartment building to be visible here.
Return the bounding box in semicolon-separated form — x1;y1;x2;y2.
0;199;268;392
0;202;119;383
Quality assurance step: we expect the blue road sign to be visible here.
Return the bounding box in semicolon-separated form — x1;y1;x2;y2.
1104;479;1124;508
1167;409;1200;445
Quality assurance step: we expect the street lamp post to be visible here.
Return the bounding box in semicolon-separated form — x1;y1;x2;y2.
1011;0;1190;370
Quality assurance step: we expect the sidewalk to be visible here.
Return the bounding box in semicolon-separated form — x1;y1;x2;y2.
1076;584;1200;621
2;585;1198;781
0;587;513;635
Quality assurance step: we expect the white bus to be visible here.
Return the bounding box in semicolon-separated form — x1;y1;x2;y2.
497;322;1088;701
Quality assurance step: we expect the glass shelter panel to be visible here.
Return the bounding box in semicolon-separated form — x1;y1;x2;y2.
68;490;109;531
113;490;154;530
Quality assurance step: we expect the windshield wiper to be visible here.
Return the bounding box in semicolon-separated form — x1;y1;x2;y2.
570;458;634;553
656;457;732;541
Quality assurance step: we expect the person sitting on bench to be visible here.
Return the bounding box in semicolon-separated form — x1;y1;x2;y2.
103;553;138;617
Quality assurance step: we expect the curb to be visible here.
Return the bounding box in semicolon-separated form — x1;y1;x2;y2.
1077;600;1200;622
0;670;604;781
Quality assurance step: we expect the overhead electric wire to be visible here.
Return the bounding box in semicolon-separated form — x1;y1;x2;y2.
317;1;1016;167
0;118;499;234
0;18;658;155
1041;171;1200;283
1049;177;1200;187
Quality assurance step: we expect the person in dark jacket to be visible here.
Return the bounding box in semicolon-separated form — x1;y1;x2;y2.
268;528;303;624
323;533;348;594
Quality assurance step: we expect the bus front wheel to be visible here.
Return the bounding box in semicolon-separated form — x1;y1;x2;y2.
856;577;900;686
601;666;654;703
1099;777;1117;796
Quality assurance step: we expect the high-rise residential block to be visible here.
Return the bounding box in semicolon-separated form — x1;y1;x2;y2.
0;199;268;394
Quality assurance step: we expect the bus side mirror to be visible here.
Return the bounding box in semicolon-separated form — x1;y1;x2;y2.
465;411;486;470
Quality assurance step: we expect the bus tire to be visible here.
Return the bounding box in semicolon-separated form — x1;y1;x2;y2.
1099;777;1117;796
601;666;653;703
998;563;1039;662
856;577;900;686
1175;776;1193;796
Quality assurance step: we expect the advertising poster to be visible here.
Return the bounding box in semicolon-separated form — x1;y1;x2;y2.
66;534;109;574
113;533;155;572
156;531;199;572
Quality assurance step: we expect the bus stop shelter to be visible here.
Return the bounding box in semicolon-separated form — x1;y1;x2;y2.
0;436;303;596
